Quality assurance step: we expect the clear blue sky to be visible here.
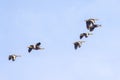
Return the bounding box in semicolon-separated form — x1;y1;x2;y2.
0;0;120;80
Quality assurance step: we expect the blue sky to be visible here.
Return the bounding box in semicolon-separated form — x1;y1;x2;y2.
0;0;120;80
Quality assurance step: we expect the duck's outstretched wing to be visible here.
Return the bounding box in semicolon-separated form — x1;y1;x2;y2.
12;56;16;61
80;34;84;39
8;55;12;60
86;21;91;30
89;27;95;31
28;48;32;53
74;44;77;49
89;24;101;32
35;42;41;49
36;42;41;47
84;33;88;38
74;42;79;50
28;45;34;53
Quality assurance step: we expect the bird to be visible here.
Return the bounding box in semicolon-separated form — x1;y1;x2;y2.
85;18;98;30
73;41;85;50
89;24;101;32
8;54;21;61
80;32;93;39
28;42;44;53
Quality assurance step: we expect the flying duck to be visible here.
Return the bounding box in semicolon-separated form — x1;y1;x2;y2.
73;41;85;50
8;54;21;61
80;32;93;39
28;42;44;53
85;18;98;30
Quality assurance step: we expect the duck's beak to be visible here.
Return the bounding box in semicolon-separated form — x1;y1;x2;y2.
16;55;21;57
88;33;93;35
40;48;45;50
78;41;85;43
81;41;85;43
94;19;99;21
99;25;102;27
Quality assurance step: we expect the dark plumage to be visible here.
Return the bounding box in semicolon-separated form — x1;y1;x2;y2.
89;24;101;31
85;18;98;30
35;42;41;49
73;41;85;50
28;42;44;53
80;32;93;39
28;45;34;53
8;54;21;61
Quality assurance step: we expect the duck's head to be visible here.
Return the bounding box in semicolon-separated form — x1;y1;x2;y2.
16;55;21;57
88;32;93;35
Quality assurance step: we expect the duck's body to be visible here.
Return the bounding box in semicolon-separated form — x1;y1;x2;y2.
73;41;85;50
28;42;44;53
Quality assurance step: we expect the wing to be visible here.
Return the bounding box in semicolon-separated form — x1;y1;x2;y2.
89;27;95;32
80;34;83;39
78;43;81;48
86;21;91;30
12;57;15;61
74;44;77;50
74;42;79;50
8;55;12;60
84;33;88;38
28;48;32;53
11;55;16;61
36;42;41;47
28;45;34;53
35;42;41;48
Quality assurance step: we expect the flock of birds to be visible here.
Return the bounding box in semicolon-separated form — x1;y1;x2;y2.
73;18;101;50
8;42;44;61
8;18;101;61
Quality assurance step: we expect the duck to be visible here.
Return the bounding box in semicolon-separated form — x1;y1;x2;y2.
80;32;93;39
85;18;98;30
73;41;85;50
28;42;44;53
8;54;21;61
